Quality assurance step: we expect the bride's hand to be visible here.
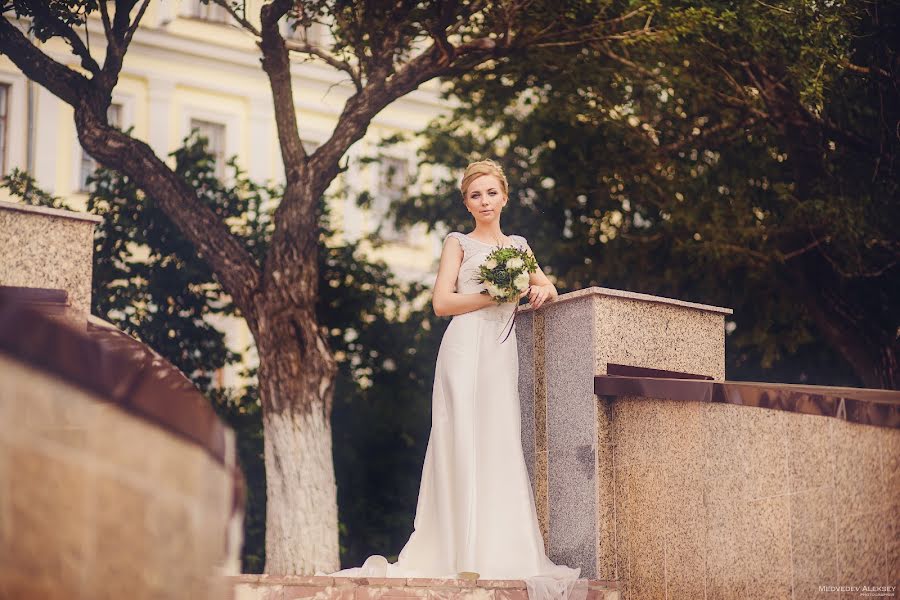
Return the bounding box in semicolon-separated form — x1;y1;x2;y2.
528;284;553;309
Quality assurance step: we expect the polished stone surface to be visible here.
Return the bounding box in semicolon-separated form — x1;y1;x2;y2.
543;295;598;577
610;399;898;600
0;200;100;319
522;286;730;590
594;294;725;380
518;286;732;317
515;285;899;600
516;310;535;486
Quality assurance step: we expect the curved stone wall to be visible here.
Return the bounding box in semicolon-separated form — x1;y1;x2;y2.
0;354;239;600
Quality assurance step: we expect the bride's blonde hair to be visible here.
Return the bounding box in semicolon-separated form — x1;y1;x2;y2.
460;159;509;200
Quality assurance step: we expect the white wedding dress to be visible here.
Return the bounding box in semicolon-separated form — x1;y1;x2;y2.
319;232;586;600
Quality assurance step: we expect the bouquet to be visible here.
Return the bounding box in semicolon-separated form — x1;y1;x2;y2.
474;246;538;342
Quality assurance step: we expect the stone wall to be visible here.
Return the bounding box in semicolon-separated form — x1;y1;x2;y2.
517;287;729;582
0;200;101;321
607;397;899;600
0;354;238;600
516;286;900;600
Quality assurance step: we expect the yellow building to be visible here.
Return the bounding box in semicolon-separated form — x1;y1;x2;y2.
0;2;451;387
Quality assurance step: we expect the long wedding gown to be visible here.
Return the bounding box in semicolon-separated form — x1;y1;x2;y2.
319;232;586;600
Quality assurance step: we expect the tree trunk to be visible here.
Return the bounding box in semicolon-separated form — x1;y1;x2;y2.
794;267;899;390
760;71;899;390
261;392;339;573
254;302;340;574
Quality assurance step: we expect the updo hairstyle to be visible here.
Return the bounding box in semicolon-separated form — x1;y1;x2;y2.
459;159;509;200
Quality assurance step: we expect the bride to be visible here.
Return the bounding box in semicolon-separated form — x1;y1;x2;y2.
320;159;586;600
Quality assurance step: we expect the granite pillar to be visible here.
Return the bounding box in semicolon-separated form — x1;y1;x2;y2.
516;287;731;582
0;200;102;322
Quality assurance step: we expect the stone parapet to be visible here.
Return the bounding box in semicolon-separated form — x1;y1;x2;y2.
0;199;102;321
516;287;729;582
515;286;900;600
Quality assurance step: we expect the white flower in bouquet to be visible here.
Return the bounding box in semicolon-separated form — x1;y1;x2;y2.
483;258;498;269
486;282;504;299
505;257;525;270
514;272;530;291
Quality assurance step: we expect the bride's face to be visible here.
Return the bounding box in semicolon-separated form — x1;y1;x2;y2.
464;175;508;224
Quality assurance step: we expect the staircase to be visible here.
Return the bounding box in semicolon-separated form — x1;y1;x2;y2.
230;575;621;599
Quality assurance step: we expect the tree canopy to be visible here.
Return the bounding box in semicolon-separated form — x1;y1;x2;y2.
392;0;899;387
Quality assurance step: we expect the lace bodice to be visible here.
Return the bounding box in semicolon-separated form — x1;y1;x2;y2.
445;232;531;323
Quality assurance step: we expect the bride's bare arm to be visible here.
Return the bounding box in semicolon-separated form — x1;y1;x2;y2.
526;247;558;309
432;237;495;317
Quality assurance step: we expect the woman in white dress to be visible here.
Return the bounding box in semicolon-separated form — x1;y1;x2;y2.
321;160;586;600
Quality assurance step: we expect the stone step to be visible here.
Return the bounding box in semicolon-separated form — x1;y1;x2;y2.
230;575;621;600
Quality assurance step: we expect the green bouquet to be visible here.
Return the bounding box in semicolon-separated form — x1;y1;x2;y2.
474;246;538;343
475;246;538;303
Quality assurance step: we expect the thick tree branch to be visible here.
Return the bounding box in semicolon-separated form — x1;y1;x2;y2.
312;36;501;184
111;0;138;42
73;108;262;313
27;2;101;75
259;0;307;179
94;0;145;95
0;16;88;106
123;0;151;48
98;0;113;38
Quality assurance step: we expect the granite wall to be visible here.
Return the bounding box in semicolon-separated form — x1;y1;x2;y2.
517;287;729;582
0;200;101;320
516;287;900;600
609;398;899;600
0;354;239;600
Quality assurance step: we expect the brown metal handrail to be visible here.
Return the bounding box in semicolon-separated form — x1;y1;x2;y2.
594;372;900;429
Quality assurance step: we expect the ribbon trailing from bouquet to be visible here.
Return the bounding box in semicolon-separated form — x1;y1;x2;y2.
497;287;528;344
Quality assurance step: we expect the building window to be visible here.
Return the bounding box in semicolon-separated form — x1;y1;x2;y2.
375;156;408;241
283;17;324;44
79;103;122;192
185;0;230;24
190;118;227;179
0;84;9;176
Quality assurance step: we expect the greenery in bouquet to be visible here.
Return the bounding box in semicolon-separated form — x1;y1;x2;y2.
474;247;538;304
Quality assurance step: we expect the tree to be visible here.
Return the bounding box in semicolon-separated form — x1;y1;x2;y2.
393;0;899;388
0;0;656;572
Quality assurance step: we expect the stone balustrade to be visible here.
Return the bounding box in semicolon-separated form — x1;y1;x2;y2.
516;286;900;600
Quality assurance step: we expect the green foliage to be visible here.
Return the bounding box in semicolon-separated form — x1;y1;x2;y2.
6;0;100;42
393;0;898;386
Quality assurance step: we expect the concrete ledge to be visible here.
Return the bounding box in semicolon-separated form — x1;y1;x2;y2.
0;198;103;223
229;575;621;600
519;286;733;316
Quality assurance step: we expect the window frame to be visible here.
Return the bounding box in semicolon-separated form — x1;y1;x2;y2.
189;117;228;180
375;155;410;243
182;0;231;24
181;104;240;185
0;82;9;177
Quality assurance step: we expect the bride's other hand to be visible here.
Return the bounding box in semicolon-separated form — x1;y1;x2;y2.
528;284;554;309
